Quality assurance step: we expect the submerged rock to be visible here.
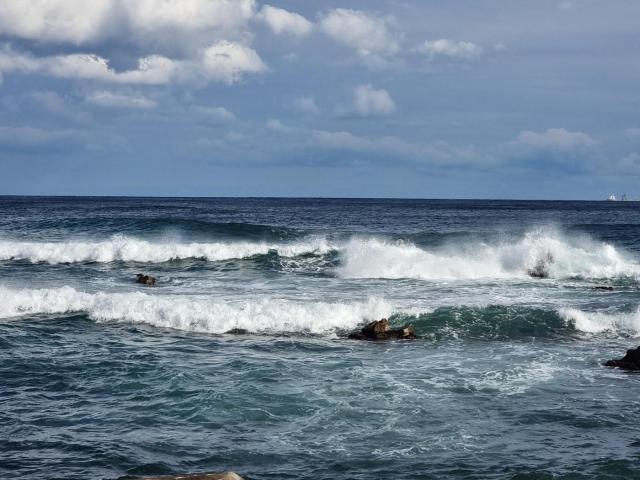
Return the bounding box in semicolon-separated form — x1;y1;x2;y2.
348;318;416;341
605;346;640;371
131;473;244;480
135;273;156;286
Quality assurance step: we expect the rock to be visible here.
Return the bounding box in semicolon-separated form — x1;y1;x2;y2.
131;473;244;480
225;328;249;335
136;273;156;286
348;318;416;341
605;346;640;371
592;286;614;291
527;252;554;279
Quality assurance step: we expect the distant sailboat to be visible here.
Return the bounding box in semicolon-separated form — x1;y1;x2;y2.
607;194;617;201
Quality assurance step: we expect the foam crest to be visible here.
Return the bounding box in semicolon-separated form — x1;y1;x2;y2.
0;286;393;335
0;235;334;264
559;307;640;335
337;229;639;280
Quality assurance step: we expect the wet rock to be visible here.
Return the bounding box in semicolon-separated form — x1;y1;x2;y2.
592;286;614;291
131;473;244;480
348;318;416;341
136;273;156;286
225;328;249;335
605;346;640;371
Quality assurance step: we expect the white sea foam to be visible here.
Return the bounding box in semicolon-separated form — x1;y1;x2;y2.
0;286;394;335
559;307;640;335
336;228;639;280
0;235;334;264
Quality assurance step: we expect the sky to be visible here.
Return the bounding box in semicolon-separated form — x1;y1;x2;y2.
0;0;639;199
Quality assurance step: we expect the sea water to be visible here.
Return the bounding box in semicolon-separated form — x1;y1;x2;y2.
1;197;640;479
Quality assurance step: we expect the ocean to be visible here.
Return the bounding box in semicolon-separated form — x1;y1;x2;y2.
1;197;639;479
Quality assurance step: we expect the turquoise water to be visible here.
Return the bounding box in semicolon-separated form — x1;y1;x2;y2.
1;197;640;479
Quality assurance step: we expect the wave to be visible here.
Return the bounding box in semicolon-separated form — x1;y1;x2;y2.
0;286;393;335
1;228;637;282
1;286;638;338
0;235;334;264
336;228;639;281
559;307;640;335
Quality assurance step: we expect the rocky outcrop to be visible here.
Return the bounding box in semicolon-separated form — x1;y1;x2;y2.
131;472;244;480
136;273;156;286
348;318;415;341
605;346;640;371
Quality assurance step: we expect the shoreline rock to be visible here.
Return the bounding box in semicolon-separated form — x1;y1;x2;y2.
348;318;415;341
135;273;156;286
605;346;640;371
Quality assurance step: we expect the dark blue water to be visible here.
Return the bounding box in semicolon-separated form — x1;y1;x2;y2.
1;197;640;479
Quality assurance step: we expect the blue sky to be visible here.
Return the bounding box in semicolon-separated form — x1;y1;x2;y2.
0;0;639;198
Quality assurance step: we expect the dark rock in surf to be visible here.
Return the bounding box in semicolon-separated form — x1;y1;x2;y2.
592;286;614;291
527;252;554;279
135;273;156;286
130;472;245;480
226;328;249;335
605;346;640;371
348;318;416;341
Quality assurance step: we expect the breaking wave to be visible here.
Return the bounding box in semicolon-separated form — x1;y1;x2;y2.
0;286;392;335
0;228;637;282
337;228;639;280
0;235;334;264
1;286;639;338
559;307;640;335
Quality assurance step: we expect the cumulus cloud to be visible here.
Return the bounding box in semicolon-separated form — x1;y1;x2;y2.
257;5;313;36
0;47;176;85
200;41;267;84
86;91;157;109
415;39;483;60
319;8;400;57
0;42;266;86
0;0;114;44
349;84;396;117
291;96;320;114
514;128;597;149
0;0;257;46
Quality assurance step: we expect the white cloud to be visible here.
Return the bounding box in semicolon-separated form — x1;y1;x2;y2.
0;0;257;45
86;91;157;109
416;39;483;60
0;47;177;85
291;96;320;115
0;43;266;86
200;41;267;85
319;8;400;57
126;0;256;37
257;5;312;36
350;84;396;117
0;0;113;44
191;105;236;122
514;128;597;149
